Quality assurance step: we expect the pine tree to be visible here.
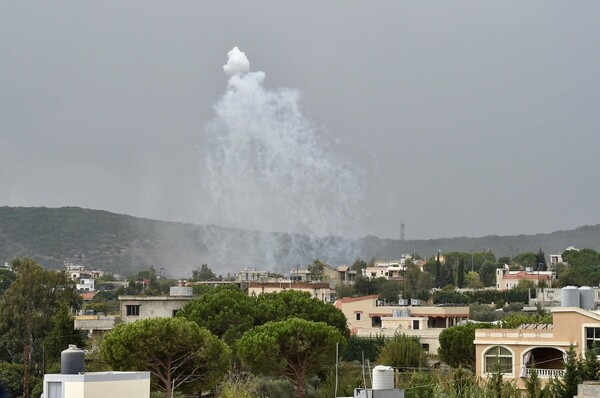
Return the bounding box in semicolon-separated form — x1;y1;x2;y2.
582;342;600;381
560;344;582;398
525;360;542;398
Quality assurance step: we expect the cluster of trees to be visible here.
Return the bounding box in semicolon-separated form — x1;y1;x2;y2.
101;287;348;398
0;258;86;398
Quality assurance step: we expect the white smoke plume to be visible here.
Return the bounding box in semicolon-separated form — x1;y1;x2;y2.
222;46;250;77
197;47;365;267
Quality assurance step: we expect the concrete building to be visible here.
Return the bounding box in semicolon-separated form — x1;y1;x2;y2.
247;281;332;302
44;372;150;398
474;306;600;389
335;295;469;352
76;278;95;292
119;286;195;323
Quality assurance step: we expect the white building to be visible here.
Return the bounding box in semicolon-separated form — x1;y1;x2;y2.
44;372;150;398
76;278;95;292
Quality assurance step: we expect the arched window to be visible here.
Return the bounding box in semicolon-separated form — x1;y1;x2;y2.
484;346;513;373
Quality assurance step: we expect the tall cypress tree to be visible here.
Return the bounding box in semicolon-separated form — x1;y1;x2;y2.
561;344;582;398
457;258;465;288
583;342;600;381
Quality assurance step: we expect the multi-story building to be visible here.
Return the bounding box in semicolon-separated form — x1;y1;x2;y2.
334;295;469;352
119;286;195;323
474;306;600;390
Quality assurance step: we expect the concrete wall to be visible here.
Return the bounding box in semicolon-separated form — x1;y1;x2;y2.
45;372;150;398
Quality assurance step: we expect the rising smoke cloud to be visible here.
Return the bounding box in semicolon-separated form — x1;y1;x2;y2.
196;47;366;268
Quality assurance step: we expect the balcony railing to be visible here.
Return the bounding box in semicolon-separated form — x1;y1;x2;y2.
528;368;565;377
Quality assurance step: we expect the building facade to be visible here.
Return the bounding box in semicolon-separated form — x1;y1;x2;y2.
335;295;469;352
475;306;600;389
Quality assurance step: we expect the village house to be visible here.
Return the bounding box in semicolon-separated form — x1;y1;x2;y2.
496;266;554;291
474;306;600;390
335;295;469;352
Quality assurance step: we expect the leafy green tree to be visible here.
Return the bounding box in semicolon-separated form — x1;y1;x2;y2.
376;333;428;371
255;290;349;338
192;264;216;281
465;271;484;289
354;275;377;295
438;324;492;370
513;252;538;269
433;289;470;305
469;303;501;323
307;259;327;281
45;303;86;365
101;317;229;398
479;261;497;287
376;279;402;304
497;256;511;266
0;362;26;398
0;257;81;398
217;371;261;398
341;335;385;362
178;286;256;346
237;318;345;398
0;269;16;296
535;248;547;271
350;259;367;272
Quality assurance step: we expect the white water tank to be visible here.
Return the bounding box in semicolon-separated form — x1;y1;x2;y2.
372;365;394;390
580;287;595;310
561;286;580;307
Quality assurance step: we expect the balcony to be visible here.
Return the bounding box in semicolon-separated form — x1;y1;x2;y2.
527;368;565;377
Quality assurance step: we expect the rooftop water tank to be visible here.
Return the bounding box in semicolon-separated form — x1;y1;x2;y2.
372;365;394;390
580;287;595;310
561;286;580;308
61;345;84;374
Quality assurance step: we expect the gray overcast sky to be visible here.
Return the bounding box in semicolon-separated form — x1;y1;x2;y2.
1;1;599;240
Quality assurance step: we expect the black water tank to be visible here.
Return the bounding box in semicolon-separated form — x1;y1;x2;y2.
61;345;84;374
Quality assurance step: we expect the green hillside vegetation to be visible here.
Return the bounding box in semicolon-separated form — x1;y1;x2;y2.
1;206;600;277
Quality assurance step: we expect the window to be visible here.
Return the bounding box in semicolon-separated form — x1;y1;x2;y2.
356;313;361;321
126;305;140;316
586;327;600;350
484;346;513;373
47;382;63;398
413;320;420;330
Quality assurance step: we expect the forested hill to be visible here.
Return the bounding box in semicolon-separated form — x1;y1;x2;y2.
1;206;599;277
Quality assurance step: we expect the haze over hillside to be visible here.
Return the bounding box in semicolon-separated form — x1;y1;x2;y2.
1;206;599;278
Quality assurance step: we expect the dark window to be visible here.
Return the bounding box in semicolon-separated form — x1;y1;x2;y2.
586;327;600;350
126;305;140;316
172;309;179;317
413;320;420;330
372;316;382;328
356;313;361;321
484;346;512;373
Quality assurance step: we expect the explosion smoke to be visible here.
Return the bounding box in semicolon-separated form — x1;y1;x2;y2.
197;47;366;267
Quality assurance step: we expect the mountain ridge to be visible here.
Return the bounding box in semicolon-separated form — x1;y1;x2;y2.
1;206;598;277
